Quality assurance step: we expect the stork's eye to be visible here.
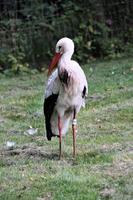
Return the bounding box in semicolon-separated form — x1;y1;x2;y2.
58;46;62;51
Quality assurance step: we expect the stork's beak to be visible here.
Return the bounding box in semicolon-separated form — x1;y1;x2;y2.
48;52;61;76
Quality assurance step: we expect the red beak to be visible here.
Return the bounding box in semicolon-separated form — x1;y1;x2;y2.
48;52;61;76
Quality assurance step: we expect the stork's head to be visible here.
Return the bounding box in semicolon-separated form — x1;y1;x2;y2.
48;37;74;76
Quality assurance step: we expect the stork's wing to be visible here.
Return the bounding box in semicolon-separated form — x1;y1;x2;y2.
44;69;60;140
45;69;60;98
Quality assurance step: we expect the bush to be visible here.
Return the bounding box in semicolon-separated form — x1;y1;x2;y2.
0;49;29;73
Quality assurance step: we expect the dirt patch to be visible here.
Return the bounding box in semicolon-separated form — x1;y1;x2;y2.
100;188;115;198
0;144;59;161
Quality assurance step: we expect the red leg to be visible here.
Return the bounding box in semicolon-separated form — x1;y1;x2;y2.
58;115;62;159
72;109;77;157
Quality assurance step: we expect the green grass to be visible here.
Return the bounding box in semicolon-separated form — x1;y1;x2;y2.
0;58;133;200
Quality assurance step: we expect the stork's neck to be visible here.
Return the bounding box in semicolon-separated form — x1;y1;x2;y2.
59;51;73;68
62;51;73;60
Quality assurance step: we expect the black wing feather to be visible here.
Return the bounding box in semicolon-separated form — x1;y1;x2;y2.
43;93;58;140
82;86;86;98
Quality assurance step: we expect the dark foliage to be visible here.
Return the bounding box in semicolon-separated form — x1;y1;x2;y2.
0;0;132;72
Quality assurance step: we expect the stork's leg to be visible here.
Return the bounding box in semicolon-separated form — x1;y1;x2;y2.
72;109;77;157
58;115;62;159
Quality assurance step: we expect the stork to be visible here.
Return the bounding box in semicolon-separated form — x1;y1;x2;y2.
44;37;88;159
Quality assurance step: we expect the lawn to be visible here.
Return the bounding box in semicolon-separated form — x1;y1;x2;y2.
0;58;133;200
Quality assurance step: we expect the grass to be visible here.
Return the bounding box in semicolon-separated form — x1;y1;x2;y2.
0;58;133;200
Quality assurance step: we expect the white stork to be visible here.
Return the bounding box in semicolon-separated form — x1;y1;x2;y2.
44;37;88;159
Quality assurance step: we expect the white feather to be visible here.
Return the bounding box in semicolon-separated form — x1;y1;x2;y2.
45;69;60;98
